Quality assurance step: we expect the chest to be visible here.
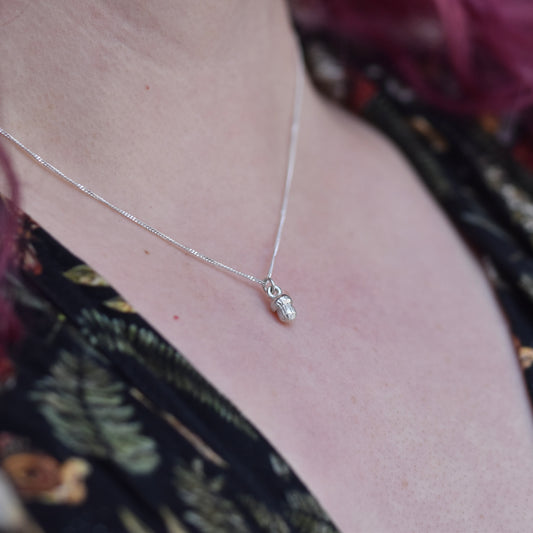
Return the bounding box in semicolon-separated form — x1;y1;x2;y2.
126;198;533;531
13;114;533;530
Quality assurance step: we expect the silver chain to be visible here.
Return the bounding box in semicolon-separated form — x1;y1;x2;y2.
0;52;304;292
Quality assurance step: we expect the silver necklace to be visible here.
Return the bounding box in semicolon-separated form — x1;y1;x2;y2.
0;54;304;323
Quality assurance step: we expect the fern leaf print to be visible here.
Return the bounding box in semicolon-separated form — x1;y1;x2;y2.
30;349;160;475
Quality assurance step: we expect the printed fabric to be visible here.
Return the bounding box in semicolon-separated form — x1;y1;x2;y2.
1;33;533;533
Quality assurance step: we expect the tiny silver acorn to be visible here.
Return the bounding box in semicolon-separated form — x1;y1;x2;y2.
270;293;296;323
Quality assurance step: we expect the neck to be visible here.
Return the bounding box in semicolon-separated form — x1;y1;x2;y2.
22;0;294;67
0;0;306;195
0;0;295;153
0;1;320;276
1;1;300;137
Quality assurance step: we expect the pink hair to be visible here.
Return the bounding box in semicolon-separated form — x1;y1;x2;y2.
0;147;21;365
293;0;533;114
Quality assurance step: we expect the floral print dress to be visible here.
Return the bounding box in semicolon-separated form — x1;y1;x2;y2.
2;34;533;533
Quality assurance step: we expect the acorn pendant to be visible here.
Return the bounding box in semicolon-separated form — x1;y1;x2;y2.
264;279;296;323
271;293;296;323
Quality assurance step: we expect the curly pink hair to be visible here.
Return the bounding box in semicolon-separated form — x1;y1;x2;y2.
0;149;21;361
293;0;533;113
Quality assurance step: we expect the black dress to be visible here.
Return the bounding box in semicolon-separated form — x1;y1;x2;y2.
1;35;533;533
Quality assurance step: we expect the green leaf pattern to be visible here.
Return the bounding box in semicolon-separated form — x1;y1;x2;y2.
30;349;160;475
283;491;339;533
174;459;250;533
78;309;258;439
63;265;109;287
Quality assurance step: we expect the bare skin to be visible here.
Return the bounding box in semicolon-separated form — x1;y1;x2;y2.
1;1;533;531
